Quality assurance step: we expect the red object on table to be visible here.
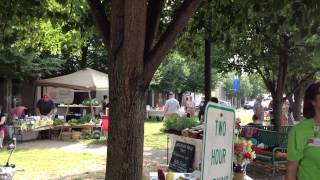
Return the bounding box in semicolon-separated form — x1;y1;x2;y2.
101;115;109;133
157;169;165;180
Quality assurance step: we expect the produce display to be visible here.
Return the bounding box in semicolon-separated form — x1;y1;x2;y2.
67;114;101;126
53;119;64;126
82;98;100;106
15;117;54;132
162;117;202;139
162;117;200;135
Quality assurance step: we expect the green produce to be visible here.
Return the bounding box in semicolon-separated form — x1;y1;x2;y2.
79;115;91;124
68;119;81;126
82;98;101;106
162;117;200;132
53;119;64;126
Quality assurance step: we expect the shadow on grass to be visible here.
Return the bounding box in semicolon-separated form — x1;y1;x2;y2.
51;170;105;180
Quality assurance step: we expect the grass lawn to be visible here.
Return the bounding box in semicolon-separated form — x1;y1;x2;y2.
0;149;106;180
144;120;166;149
81;120;167;149
0;121;165;179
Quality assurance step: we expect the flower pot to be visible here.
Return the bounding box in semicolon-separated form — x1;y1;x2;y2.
233;172;245;180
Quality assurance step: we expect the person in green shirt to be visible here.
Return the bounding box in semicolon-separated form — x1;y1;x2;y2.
286;82;320;180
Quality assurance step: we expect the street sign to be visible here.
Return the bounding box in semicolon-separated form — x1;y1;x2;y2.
201;102;235;180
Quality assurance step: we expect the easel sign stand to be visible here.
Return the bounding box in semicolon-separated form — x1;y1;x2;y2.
200;102;235;180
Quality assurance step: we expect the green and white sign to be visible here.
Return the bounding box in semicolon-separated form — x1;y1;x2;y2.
201;103;235;180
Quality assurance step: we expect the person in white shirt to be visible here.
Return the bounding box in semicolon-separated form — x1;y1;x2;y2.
164;93;180;119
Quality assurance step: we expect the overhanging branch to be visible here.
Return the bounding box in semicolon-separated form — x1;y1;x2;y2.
253;63;275;94
143;0;199;84
88;0;110;49
285;72;316;98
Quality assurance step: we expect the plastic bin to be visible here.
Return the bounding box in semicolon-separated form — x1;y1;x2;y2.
101;115;109;133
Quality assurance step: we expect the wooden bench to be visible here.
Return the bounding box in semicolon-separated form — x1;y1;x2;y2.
255;129;288;176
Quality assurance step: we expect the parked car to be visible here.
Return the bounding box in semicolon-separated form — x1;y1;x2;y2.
243;101;255;109
219;100;232;107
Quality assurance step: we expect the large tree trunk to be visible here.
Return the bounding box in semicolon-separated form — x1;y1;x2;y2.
293;87;303;121
273;34;289;131
271;93;282;130
80;44;89;69
204;39;211;102
106;1;147;179
4;78;12;113
88;0;199;179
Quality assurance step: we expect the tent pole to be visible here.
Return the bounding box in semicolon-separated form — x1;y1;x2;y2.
88;91;94;121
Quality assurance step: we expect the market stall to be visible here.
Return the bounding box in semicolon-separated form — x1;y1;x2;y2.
11;68;109;142
162;117;203;171
162;103;255;180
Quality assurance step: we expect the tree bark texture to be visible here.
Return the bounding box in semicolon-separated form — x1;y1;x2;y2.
204;39;211;102
273;34;289;131
106;1;147;179
80;45;89;69
88;0;199;179
293;87;303;121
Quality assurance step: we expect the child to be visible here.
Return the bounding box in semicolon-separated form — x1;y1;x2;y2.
247;114;262;126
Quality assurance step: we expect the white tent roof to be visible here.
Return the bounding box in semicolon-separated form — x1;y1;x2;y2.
35;68;109;91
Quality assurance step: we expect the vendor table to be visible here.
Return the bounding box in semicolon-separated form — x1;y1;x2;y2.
53;124;101;131
149;172;253;180
149;172;192;180
146;110;165;120
167;134;202;170
12;125;53;143
12;124;101;143
53;124;101;139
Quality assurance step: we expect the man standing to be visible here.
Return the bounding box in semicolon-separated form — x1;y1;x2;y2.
253;95;264;122
164;92;180;119
198;97;206;121
36;94;55;117
101;95;109;115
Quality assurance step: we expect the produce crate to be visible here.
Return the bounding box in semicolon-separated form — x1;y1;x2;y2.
82;127;92;134
71;131;81;140
60;131;72;140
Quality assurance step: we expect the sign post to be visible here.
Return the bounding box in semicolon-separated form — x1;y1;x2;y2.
201;102;235;180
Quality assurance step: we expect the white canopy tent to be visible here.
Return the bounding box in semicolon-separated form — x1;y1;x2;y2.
35;68;109;118
35;68;109;91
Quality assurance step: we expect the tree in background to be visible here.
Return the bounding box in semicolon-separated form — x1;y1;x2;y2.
217;0;320;130
151;51;219;102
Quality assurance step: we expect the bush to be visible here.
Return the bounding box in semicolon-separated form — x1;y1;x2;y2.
161;118;178;132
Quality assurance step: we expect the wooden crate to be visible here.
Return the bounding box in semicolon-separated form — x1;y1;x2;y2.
71;131;81;140
60;131;72;140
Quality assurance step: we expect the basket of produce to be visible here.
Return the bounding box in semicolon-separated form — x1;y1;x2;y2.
71;130;81;140
60;131;72;140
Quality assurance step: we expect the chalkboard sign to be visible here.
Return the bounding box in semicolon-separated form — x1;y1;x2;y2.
169;141;195;173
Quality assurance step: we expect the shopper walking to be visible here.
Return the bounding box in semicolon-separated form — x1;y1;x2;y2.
164;93;180;119
253;95;264;122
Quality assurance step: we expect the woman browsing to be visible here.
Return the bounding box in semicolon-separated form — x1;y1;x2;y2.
286;82;320;180
0;106;6;149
